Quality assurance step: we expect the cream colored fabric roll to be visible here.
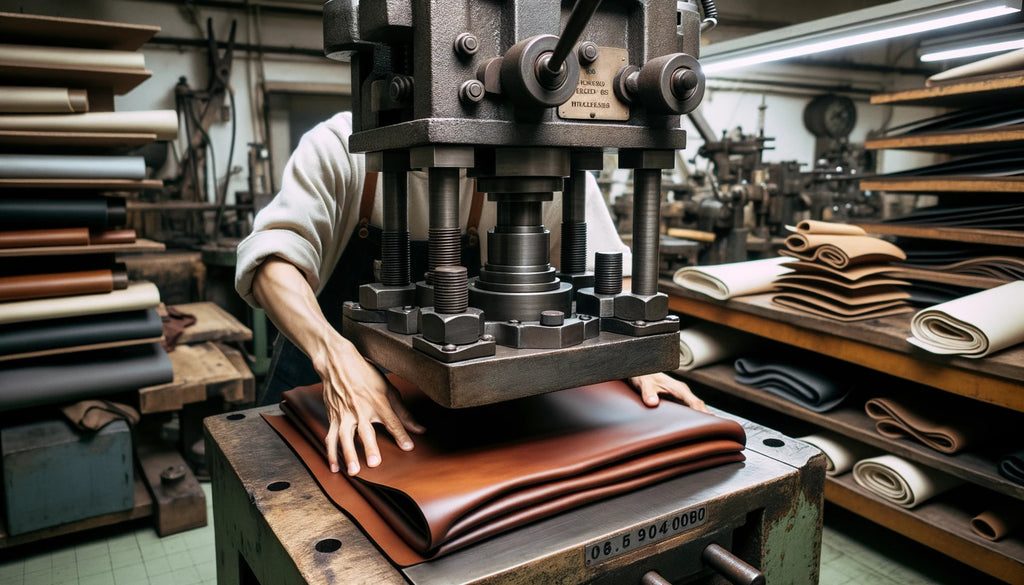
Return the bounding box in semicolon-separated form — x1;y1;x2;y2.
0;110;179;141
0;86;88;113
672;256;792;301
798;433;874;476
0;282;160;325
852;454;962;509
929;48;1024;84
789;220;867;236
908;280;1024;358
0;44;145;70
676;322;756;371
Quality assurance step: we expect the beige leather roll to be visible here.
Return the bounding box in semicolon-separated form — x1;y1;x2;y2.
852;455;962;509
0;110;178;141
0;282;160;325
784;234;906;269
0;43;145;70
797;433;875;476
672;256;792;300
908;281;1024;358
0;86;88;113
676;322;757;371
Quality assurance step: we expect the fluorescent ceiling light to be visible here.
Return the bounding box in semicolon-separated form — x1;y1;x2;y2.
921;38;1024;60
702;0;1022;75
919;24;1024;60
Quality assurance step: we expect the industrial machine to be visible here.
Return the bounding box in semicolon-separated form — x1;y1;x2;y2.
210;2;824;584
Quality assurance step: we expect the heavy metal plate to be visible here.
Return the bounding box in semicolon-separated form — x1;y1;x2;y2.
558;47;630;121
343;317;679;408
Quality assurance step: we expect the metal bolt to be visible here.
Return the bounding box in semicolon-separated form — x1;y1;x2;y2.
442;343;457;352
540;310;565;327
460;79;485;104
671;68;699;97
666;314;679;322
481;334;494;342
160;465;186;485
579;314;592;321
454;32;479;56
633;320;646;326
578;41;599;65
388;75;413;102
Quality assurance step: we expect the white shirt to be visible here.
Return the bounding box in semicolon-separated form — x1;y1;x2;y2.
235;112;631;308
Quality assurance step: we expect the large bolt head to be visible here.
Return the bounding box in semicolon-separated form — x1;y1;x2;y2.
420;307;484;345
614;292;669;321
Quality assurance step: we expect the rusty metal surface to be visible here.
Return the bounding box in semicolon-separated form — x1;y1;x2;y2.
344;316;679;408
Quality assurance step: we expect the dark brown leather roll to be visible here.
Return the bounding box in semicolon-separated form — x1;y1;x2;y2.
0;269;117;302
89;229;136;245
0;227;90;249
267;376;746;565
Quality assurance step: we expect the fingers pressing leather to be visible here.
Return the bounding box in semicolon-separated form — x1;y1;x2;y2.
325;418;341;474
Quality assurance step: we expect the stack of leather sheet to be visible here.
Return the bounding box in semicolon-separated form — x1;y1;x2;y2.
733;349;854;412
874;151;1024;179
266;376;747;564
879;105;1024;138
773;220;912;321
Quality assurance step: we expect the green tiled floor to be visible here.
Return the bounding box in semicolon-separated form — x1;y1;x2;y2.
0;488;1007;584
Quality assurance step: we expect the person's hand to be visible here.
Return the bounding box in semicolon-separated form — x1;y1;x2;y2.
314;337;426;475
628;372;708;413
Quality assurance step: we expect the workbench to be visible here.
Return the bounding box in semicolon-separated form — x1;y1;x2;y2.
206;403;826;585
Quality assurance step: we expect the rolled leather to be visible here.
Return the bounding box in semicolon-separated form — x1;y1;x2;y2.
0;110;178;141
0;154;145;180
0;267;127;302
0;227;136;249
797;433;875;476
672;256;792;300
908;281;1024;358
782;234;906;269
0;43;146;70
864;396;991;454
676;321;757;371
0;309;163;356
852;454;962;509
970;502;1024;542
268;376;746;565
734;355;851;412
0;282;160;325
0;197;126;230
790;220;867;236
0;342;172;412
999;450;1024;485
0;86;88;113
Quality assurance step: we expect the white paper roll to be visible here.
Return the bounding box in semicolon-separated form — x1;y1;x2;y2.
672;256;792;301
0;282;161;325
0;86;88;113
0;43;145;70
852;454;962;509
798;433;874;476
908;280;1024;358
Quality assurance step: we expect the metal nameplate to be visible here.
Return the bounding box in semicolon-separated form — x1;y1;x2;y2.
558;46;629;121
583;504;708;566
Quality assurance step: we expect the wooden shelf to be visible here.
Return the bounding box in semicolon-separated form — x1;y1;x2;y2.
0;130;158;150
853;224;1024;248
865;126;1024;154
0;11;159;51
0;178;163;191
0;238;165;257
0;62;153;96
825;475;1024;585
859;176;1024;194
870;74;1024;108
680;363;1024;501
662;284;1024;412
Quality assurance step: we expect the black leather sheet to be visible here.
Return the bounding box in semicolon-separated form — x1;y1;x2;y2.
0;197;126;230
734;353;852;412
0;309;162;355
1000;449;1024;485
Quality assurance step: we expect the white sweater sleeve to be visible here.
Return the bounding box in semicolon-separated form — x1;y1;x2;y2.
584;171;633;276
235;112;365;308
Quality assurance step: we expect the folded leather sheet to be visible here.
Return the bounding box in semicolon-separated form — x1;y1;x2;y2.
970;502;1023;542
797;433;875;476
0;86;88;113
0;154;145;180
0;342;172;411
864;396;989;454
0;110;178;141
0;43;146;70
908;281;1024;358
772;292;913;322
774;279;910;305
0;267;127;302
672;256;791;300
0;198;126;230
782;260;899;282
852;455;962;509
676;321;758;372
267;377;746;565
0;282;160;325
733;355;851;412
0;308;162;356
775;272;910;291
999;450;1024;485
782;234;907;269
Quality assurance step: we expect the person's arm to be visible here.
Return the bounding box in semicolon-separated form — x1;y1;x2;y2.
252;257;424;475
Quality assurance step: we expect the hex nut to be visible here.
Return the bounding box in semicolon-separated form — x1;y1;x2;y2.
386;306;420;334
420;306;484;345
614;292;669;321
576;287;616;318
359;282;416;310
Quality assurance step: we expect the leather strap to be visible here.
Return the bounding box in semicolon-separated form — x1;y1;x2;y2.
358;172;378;239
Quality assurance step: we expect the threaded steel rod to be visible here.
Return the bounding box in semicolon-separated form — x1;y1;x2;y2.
381;170;410;286
428;167;462;272
594;251;622;294
561;170;588;274
631;169;661;296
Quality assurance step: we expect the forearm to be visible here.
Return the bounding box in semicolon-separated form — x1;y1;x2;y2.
251;256;353;373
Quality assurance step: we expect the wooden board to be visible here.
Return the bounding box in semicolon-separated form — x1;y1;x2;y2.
826;475;1024;585
0;336;163;362
853;224;1024;248
0;62;153;96
0;238;165;258
0;177;163;190
864;126;1024;154
0;476;152;549
162;302;253;345
135;439;207;537
682;364;1024;501
870;74;1024;108
0;11;159;51
661;284;1024;412
859;176;1024;194
0;130;158;149
138;342;250;414
217;343;256;409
